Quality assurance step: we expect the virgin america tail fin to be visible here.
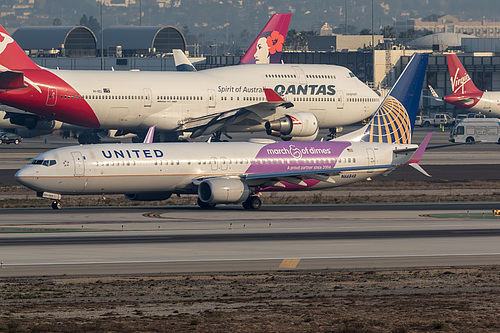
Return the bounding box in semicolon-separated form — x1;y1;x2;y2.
238;13;291;65
447;53;481;95
0;25;39;71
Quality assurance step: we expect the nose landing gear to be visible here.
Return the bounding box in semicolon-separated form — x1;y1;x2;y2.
51;200;62;210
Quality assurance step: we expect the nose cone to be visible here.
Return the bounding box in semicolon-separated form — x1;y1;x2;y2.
15;166;35;189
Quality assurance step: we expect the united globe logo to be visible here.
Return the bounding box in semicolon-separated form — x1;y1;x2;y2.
361;96;411;144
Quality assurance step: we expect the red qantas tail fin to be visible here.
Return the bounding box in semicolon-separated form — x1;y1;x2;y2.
0;25;39;71
447;53;481;95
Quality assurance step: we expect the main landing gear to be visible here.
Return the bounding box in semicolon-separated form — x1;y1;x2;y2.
327;126;343;140
196;195;262;210
242;196;262;210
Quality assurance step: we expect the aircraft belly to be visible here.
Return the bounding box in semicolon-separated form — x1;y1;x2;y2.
82;175;180;194
34;177;87;194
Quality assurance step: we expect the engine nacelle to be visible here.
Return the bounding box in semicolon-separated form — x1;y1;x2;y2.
281;130;319;141
9;114;39;130
265;112;319;138
198;178;250;204
124;192;172;201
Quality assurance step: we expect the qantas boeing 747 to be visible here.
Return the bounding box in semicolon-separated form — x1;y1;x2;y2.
0;16;379;142
16;54;430;210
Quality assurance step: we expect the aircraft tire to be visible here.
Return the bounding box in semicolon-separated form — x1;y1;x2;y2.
243;196;262;210
51;200;62;210
197;197;216;209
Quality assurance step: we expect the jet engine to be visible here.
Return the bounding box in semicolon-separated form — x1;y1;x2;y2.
265;112;319;140
198;178;250;204
124;192;172;201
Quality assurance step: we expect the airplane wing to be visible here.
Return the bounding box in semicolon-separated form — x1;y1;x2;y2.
180;88;292;138
192;163;392;190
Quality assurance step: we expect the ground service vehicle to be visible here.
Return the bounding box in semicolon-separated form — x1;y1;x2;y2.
421;114;455;127
0;131;22;144
450;118;500;143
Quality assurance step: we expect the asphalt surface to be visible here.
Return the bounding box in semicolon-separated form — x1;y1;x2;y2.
1;202;500;276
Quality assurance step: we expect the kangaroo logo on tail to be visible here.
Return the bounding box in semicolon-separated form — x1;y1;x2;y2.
0;32;14;54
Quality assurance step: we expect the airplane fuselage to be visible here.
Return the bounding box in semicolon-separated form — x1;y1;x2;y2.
15;140;416;196
444;91;500;117
0;64;380;133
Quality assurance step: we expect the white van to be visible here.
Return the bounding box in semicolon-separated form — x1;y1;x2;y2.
450;118;500;143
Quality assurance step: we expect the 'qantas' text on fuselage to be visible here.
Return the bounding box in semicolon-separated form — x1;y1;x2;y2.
274;84;336;96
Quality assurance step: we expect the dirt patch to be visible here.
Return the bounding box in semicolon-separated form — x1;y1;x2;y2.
1;267;499;332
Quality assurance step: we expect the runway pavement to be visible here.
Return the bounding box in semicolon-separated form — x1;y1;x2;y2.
1;203;500;276
1;128;500;277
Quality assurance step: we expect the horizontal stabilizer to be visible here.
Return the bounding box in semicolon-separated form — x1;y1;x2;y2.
0;71;27;90
409;163;431;177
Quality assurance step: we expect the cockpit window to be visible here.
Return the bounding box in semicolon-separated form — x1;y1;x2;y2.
31;159;56;166
348;72;356;78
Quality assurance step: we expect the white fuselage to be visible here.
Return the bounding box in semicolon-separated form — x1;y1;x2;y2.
48;64;380;132
15;140;416;196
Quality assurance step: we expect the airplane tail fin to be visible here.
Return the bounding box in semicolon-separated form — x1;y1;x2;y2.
359;53;429;144
173;49;197;72
0;25;39;71
238;13;291;65
446;53;481;95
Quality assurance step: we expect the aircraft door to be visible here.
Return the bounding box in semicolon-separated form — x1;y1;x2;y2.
71;151;85;176
220;157;228;170
208;89;216;108
484;99;491;110
143;88;152;107
292;66;307;85
337;90;344;109
46;87;57;106
210;157;218;170
366;148;376;173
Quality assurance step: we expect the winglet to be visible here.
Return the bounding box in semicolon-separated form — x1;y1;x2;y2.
143;125;156;143
173;49;197;72
406;132;433;177
407;132;433;164
428;85;439;98
264;88;284;102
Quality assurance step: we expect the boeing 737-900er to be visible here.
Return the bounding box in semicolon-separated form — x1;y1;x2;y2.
428;53;500;117
0;19;379;143
16;54;430;210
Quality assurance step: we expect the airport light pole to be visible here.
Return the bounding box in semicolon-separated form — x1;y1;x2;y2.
100;0;103;70
372;0;374;48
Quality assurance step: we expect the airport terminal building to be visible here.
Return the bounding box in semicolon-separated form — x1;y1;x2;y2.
10;24;500;115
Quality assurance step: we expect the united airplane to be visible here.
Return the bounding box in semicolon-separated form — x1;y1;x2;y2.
16;54;429;210
0;16;379;142
429;53;500;117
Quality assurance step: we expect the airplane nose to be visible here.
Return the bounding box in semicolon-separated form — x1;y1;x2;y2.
15;167;34;188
